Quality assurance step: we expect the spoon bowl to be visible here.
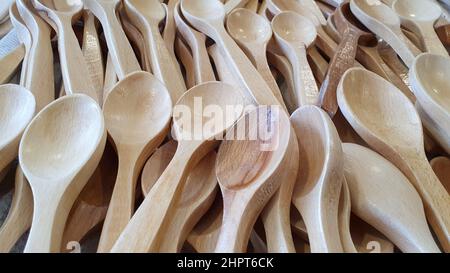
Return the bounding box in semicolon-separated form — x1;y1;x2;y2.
272;11;316;47
0;84;35;175
19;94;106;252
227;8;272;44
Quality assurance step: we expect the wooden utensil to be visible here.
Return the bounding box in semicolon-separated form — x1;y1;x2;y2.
0;30;24;84
350;0;421;68
272;11;319;108
0;84;35;176
141;140;218;252
431;157;450;194
61;141;117;251
111;82;245;253
0;1;14;23
436;24;450;46
319;3;375;117
81;10;104;102
215;106;293;253
17;0;54;111
227;8;287;110
338;178;357;253
98;71;172;252
260;127;299;253
32;0;98;103
410;53;450;154
175;38;196;89
245;0;259;12
337;67;450;252
174;2;215;84
103;54;117;100
392;0;447;56
162;0;179;68
82;0;141;79
343;143;440;253
181;0;283;108
290;105;344;253
10;2;31;86
224;0;251;14
124;0;186;104
0;167;33;253
19;94;106;252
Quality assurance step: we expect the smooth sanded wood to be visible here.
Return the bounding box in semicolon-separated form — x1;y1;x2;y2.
111;82;245;253
337;67;450;252
0;85;35;177
343;143;440;253
175;37;196;89
10;2;31;86
338;178;357;253
227;8;287;111
431;157;450;194
290;105;344;253
98;71;172;252
350;0;422;68
393;0;448;56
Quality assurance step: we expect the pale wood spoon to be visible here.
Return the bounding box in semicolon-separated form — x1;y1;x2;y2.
338;178;357;253
0;84;35;177
10;2;31;86
272;11;319;108
124;0;186;104
82;0;141;79
20;94;106;252
17;0;54;111
0;1;14;24
350;0;421;68
393;0;447;56
319;3;375;117
431;157;450;194
141;140;218;252
337;67;450;252
0;30;24;84
410;53;450;154
215;106;294;253
111;82;245;252
98;71;172;252
224;0;251;14
227;8;287;110
290;105;344;253
0;166;33;253
174;2;215;84
181;0;283;108
32;0;98;103
245;0;259;12
175;37;196;89
343;143;440;253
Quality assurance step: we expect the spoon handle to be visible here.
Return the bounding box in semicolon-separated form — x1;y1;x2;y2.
389;28;422;68
0;167;33;253
97;153;139;253
320;30;360;117
316;27;339;60
418;23;449;56
56;16;98;103
191;34;216;84
111;143;207;252
291;45;320;108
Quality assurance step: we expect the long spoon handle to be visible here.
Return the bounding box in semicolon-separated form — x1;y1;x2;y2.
97;153;138;253
418;23;448;56
320;30;360;117
389;28;422;68
191;34;216;83
292;45;320;108
56;16;98;103
0;167;33;253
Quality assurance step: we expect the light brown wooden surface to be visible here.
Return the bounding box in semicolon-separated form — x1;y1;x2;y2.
338;178;357;253
431;157;450;194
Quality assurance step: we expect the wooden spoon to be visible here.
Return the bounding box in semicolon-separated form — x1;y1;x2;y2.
224;0;251;14
0;84;35;176
338;178;357;253
10;2;31;86
409;53;450;154
431;157;450;194
17;0;54;111
343;143;440;253
290;105;344;253
227;8;287;110
181;0;283;108
174;2;215;84
436;24;450;46
82;0;141;79
245;0;259;12
124;0;186;103
215;105;293;253
111;82;245;253
337;67;450;252
141;140;218;252
393;0;447;56
175;37;196;89
32;0;98;102
0;166;33;253
98;71;172;252
272;11;319;108
0;1;14;24
350;0;421;68
260;125;299;253
319;3;375;117
19;94;106;252
0;30;24;84
103;53;118;100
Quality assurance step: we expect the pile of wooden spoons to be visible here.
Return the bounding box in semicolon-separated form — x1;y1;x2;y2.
0;0;449;253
